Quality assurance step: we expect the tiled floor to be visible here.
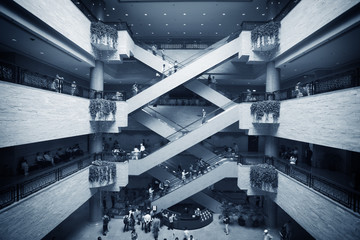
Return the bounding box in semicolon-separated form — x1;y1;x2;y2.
61;214;280;240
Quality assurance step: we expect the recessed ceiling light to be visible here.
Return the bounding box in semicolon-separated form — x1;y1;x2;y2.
183;23;186;26
167;32;170;34
294;69;297;71
135;32;138;34
219;23;221;26
236;23;240;26
40;51;44;54
125;13;128;16
202;13;206;16
112;8;115;10
75;68;78;70
201;23;204;26
106;14;109;17
278;2;281;4
11;38;17;42
183;13;186;15
144;13;147;16
262;13;265;16
248;82;250;84
148;23;151;26
164;13;167;15
222;13;226;16
256;6;259;9
215;32;218;34
131;24;134;26
151;32;154;34
271;1;274;4
199;32;202;34
242;13;246;16
165;23;168;26
183;32;186;34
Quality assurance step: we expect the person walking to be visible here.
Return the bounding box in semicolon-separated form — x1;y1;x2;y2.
263;229;273;240
223;214;230;235
201;109;206;125
102;213;110;236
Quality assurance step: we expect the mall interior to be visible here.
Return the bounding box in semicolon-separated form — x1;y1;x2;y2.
0;0;360;240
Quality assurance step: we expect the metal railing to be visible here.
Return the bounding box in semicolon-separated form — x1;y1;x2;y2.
239;155;360;214
0;154;94;210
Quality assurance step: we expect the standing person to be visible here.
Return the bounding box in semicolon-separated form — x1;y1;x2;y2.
123;215;129;232
51;77;59;92
161;49;165;60
181;169;188;183
233;143;239;155
102;213;110;236
131;229;138;240
223;214;230;235
263;229;273;240
168;213;175;230
71;81;77;95
201;109;206;125
140;143;146;158
132;83;139;96
207;75;212;85
55;74;64;93
162;64;166;79
183;228;190;240
173;60;178;73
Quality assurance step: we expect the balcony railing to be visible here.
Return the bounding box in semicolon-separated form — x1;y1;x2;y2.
0;154;94;210
238;155;360;214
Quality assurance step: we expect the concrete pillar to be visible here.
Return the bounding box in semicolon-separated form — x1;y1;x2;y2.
264;196;277;228
266;61;280;99
90;60;104;93
89;134;103;154
89;190;102;222
264;136;279;158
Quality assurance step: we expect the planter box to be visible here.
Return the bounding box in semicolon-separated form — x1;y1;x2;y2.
252;36;278;52
90;112;115;122
89;162;116;188
91;36;117;51
253;113;278;124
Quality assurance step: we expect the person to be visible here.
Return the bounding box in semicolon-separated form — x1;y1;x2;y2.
210;75;217;90
201;109;206;125
51;77;59;92
70;81;76;95
148;186;154;200
284;220;292;240
233;143;239;155
144;212;152;233
263;229;273;240
289;155;297;165
162;64;166;79
161;49;165;60
140;143;146;158
294;82;303;98
181;169;188;183
223;214;230;235
21;159;29;176
174;60;178;73
168;213;175;230
183;228;190;240
102;213;110;236
152;45;157;55
123;215;129;232
35;152;47;167
245;89;252;101
132;83;139;96
132;146;140;160
194;208;201;217
207;75;212;85
131;229;138;240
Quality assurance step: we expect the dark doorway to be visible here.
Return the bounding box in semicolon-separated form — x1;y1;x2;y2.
248;136;259;152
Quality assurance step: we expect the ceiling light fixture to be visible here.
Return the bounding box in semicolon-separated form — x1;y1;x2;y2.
112;8;115;10
151;32;154;34
242;13;246;16
165;23;168;26
125;13;128;16
183;23;186;26
199;32;202;34
183;13;186;15
144;13;147;16
40;51;44;54
262;13;265;16
11;38;17;42
167;32;170;34
215;32;218;34
202;13;206;16
201;23;204;26
164;13;167;15
106;14;109;17
222;13;226;16
183;32;186;34
256;6;259;9
148;23;151;26
218;24;221;26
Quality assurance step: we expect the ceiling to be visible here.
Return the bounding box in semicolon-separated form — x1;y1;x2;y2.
75;0;291;42
0;0;359;88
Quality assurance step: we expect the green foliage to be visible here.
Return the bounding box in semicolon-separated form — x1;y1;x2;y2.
250;100;280;121
90;22;118;48
251;21;281;44
88;161;116;183
250;164;278;190
89;99;117;119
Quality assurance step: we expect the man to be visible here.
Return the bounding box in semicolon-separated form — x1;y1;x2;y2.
102;213;110;236
168;213;175;230
143;212;152;233
264;229;273;240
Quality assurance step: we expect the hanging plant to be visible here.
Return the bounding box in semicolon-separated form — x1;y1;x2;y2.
250;164;278;192
89;99;117;120
89;160;116;186
90;22;118;49
251;21;280;52
250;101;280;122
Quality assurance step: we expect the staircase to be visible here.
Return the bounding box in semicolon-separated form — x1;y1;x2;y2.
127;36;241;114
128;104;239;175
151;159;238;210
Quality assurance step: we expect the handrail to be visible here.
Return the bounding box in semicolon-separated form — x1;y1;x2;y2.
0;153;95;210
165;97;239;141
240;155;360;214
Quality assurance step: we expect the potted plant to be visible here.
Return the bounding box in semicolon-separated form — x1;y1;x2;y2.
89;160;116;188
250;164;278;192
251;21;280;52
89;99;117;121
250;100;280;123
91;22;118;50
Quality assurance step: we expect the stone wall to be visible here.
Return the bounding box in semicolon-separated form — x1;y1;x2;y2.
0;81;127;148
237;165;360;240
241;87;360;152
